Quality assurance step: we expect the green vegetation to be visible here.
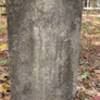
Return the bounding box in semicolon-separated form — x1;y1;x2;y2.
82;17;100;35
0;59;9;66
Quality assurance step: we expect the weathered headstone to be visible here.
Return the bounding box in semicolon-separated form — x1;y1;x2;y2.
7;0;82;100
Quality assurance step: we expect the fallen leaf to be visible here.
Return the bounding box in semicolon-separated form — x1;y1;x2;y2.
0;43;8;52
93;96;100;100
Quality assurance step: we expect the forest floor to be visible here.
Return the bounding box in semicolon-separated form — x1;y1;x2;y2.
0;16;10;100
76;15;100;100
0;15;100;100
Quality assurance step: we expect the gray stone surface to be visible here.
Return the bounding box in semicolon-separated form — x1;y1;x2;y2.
7;0;82;100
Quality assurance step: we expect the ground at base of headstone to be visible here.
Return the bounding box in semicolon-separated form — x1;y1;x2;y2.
0;16;100;100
